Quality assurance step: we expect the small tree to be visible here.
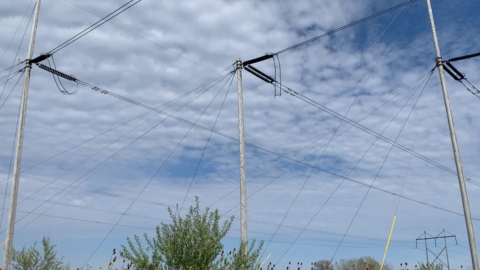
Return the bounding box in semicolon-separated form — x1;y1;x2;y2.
11;236;69;270
418;262;443;270
313;260;333;270
334;257;391;270
121;197;241;269
214;240;263;270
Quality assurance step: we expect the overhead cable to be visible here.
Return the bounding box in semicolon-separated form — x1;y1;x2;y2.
242;0;420;66
215;69;434;212
178;74;235;214
13;71;235;235
0;2;36;101
10;73;230;225
61;0;218;74
275;79;480;187
0;65;234;185
0;0;34;72
48;0;142;55
80;72;235;269
0;71;26;111
264;6;407;257
329;70;433;263
35;66;480;219
273;71;433;264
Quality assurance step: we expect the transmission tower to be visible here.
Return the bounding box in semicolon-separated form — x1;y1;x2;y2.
416;230;458;270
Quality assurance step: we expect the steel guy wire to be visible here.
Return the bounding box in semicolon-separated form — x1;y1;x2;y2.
275;71;434;264
220;70;435;216
0;2;36;102
283;2;410;237
394;72;433;214
0;69;24;83
49;0;142;55
0;0;34;72
61;0;218;74
13;72;235;236
209;68;435;209
4;73;230;223
0;65;234;184
80;72;235;269
272;72;430;262
272;0;420;55
0;70;26;111
0;68;434;218
328;71;433;263
0;178;417;245
262;5;407;256
1;165;474;248
83;71;465;183
440;0;480;45
178;73;236;215
278;79;480;187
43;69;480;222
0;205;429;251
0;63;26;75
87;80;480;219
0;68;234;208
3;193;166;223
0;76;24;233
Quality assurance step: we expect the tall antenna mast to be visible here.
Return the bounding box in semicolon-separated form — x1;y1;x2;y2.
236;58;248;244
2;1;42;269
425;1;479;269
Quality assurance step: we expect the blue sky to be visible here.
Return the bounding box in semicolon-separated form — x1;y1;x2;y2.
1;0;480;268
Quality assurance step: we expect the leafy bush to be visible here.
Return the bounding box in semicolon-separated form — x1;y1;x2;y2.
12;236;69;270
121;196;264;270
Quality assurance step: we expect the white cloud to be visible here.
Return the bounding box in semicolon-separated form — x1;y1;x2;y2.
0;0;479;268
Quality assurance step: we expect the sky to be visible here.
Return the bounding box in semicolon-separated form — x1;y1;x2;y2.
0;0;480;269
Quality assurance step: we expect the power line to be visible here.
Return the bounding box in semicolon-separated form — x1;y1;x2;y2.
241;0;420;65
0;65;234;184
60;0;218;74
394;72;433;215
13;72;235;236
34;65;480;221
0;70;26;111
0;178;416;245
0;69;431;219
0;2;35;102
277;80;480;187
275;0;419;54
48;0;142;55
0;206;432;253
275;70;434;264
210;68;433;209
289;3;412;234
221;69;432;217
80;72;235;268
0;76;25;233
9;71;233;224
179;74;235;214
0;0;34;70
440;0;480;46
262;5;407;256
329;69;433;262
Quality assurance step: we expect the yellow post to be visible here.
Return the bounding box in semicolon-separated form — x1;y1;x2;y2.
259;254;271;270
0;239;8;248
380;216;397;270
